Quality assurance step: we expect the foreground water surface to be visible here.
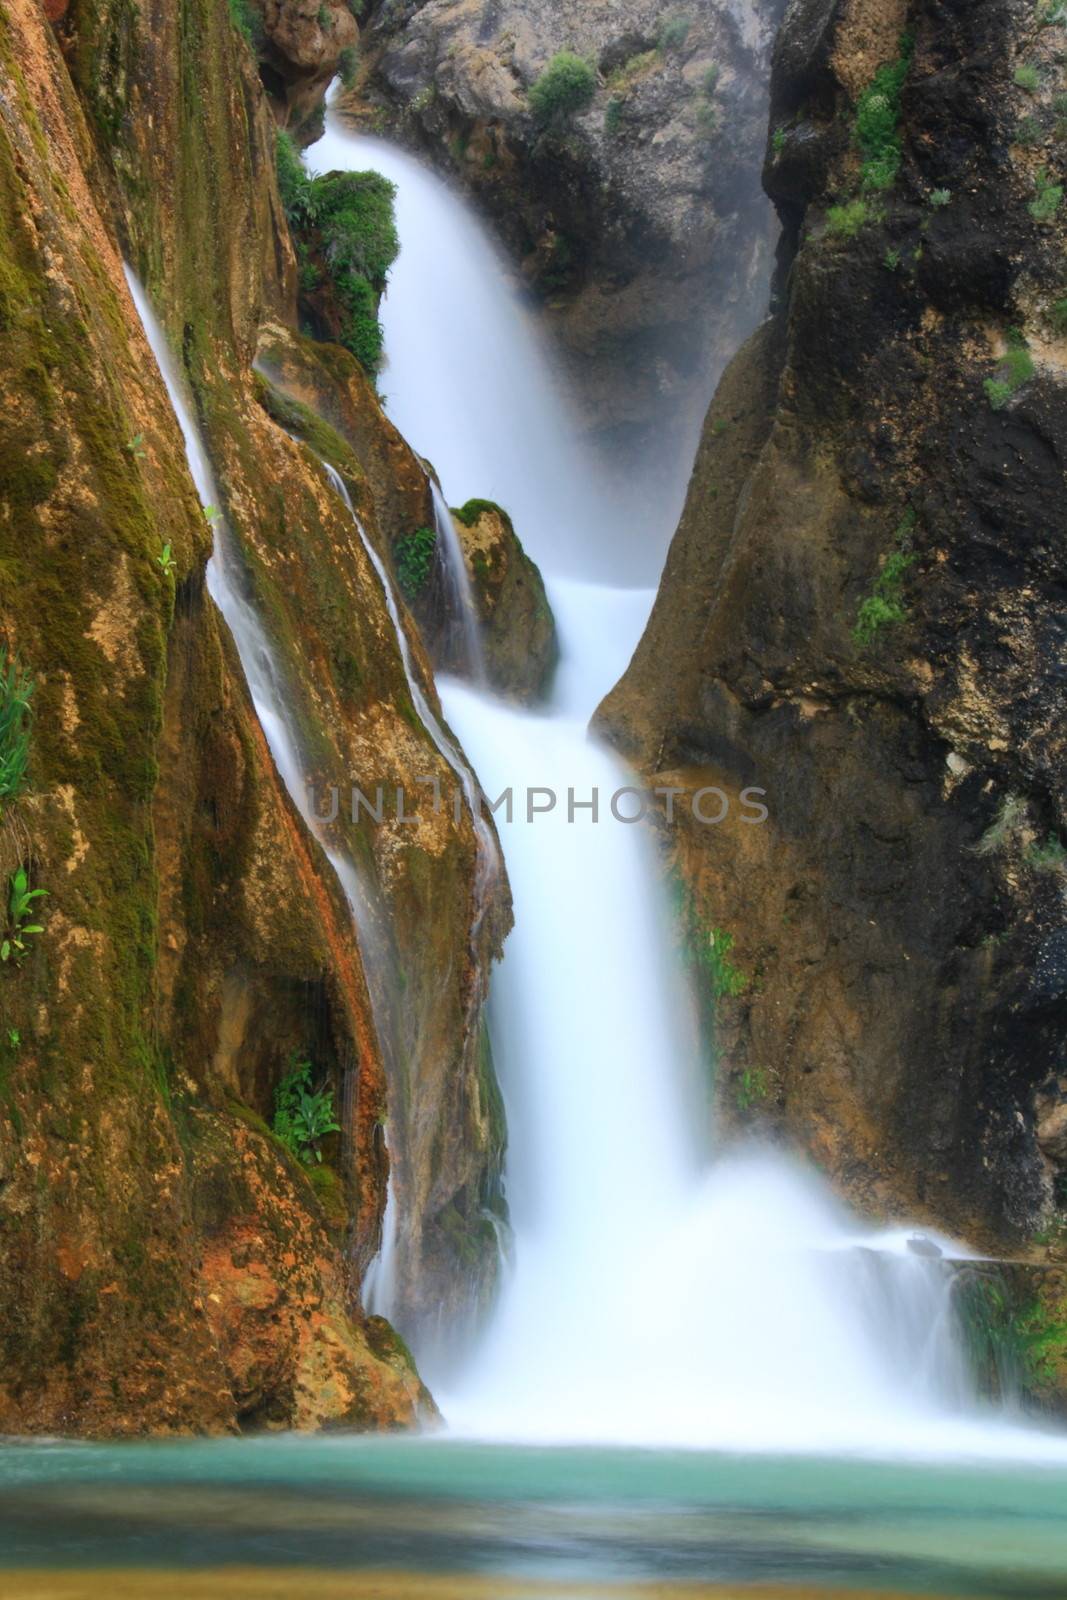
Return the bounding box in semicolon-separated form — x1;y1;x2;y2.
2;1436;1067;1599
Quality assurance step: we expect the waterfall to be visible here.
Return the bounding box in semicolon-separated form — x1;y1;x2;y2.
302;116;1067;1461
306;130;672;588
429;478;485;683
318;460;499;926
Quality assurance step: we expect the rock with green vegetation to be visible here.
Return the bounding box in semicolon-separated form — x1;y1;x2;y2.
450;500;558;704
241;0;360;138
598;0;1067;1248
275;133;399;376
0;0;508;1432
952;1262;1067;1418
355;0;782;478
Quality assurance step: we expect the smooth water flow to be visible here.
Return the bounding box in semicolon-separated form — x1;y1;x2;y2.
303;116;1067;1463
429;478;484;683
305;128;675;586
125;267;397;1002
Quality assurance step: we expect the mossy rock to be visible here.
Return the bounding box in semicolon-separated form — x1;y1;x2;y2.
450;499;558;704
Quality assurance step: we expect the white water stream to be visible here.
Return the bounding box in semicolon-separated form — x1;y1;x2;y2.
304;117;1067;1462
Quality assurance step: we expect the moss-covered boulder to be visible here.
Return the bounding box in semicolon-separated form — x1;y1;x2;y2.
452;499;558;704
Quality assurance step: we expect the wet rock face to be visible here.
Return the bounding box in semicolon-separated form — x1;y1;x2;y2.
599;0;1067;1246
349;0;786;486
0;0;506;1431
450;500;557;704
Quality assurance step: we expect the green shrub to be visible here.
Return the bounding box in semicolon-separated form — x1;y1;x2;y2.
276;130;317;226
528;51;596;125
827;198;872;237
855;35;914;190
275;144;399;374
985;329;1035;408
0;651;32;818
1031;166;1064;220
1017;114;1044;146
338;45;359;86
884;246;902;270
852;510;916;647
317;3;330;28
658;14;691;53
315;170;399;284
772;125;786;153
273;1057;341;1164
929;186;952;207
395;526;437;600
1015;62;1041;91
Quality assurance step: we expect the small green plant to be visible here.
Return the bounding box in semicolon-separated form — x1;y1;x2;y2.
1;868;47;966
771;125;786;154
1015;62;1041;91
736;1067;769;1112
1026;835;1067;872
156;543;177;578
528;51;596;127
827;198;872;237
658;13;691;53
338;45;359;86
884;246;902;270
985;329;1035;408
1031;166;1064;221
394;525;436;601
317;2;331;28
1017;114;1044;147
273;1057;341;1164
347;0;364;14
975;794;1026;857
702;64;721;95
124;432;147;461
852;509;916;647
0;651;33;819
855;34;914;190
608;48;658;93
1048;294;1067;333
705;927;747;1001
5;1028;19;1051
929;187;952;207
1039;0;1067;23
604;95;625;135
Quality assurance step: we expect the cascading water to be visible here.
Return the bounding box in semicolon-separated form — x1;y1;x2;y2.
429;478;484;683
123;268;489;1284
304;113;1067;1461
